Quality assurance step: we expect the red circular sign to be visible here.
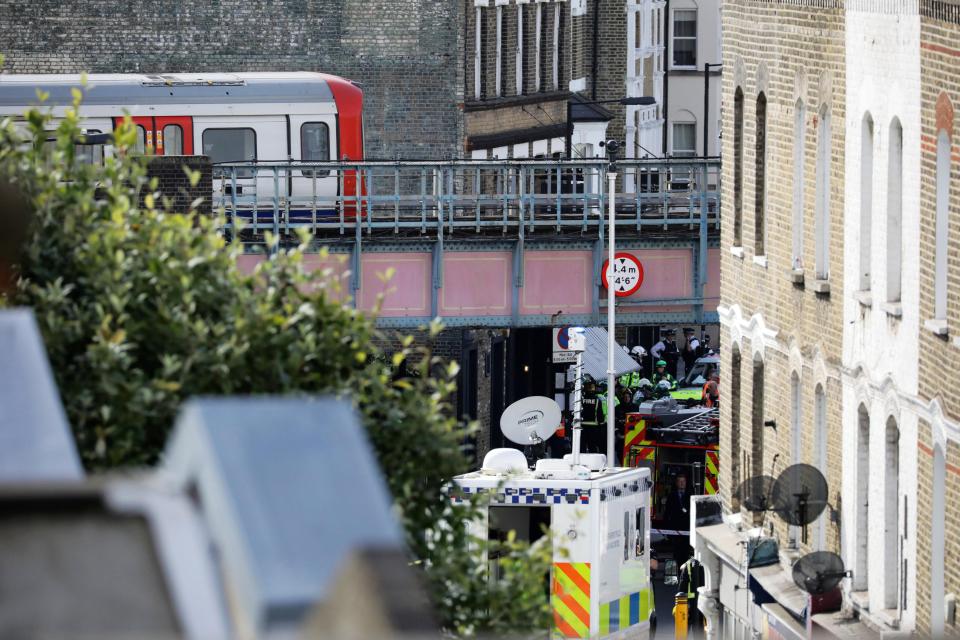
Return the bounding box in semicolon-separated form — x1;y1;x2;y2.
602;252;644;297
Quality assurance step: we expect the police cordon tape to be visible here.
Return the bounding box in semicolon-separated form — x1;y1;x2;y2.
650;528;690;536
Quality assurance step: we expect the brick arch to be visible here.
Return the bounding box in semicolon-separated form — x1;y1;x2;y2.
936;91;954;138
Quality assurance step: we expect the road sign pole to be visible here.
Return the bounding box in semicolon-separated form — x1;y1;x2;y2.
572;348;583;466
607;171;617;467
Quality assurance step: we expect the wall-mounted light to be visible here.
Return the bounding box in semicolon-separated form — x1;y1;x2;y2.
523;365;530;373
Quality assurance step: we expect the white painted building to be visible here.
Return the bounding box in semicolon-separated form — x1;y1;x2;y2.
841;2;922;632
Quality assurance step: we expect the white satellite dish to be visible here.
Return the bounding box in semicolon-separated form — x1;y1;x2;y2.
500;396;562;445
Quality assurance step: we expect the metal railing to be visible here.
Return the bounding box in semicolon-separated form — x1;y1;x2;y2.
211;158;720;237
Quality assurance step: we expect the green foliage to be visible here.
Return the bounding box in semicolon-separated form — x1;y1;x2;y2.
0;101;551;636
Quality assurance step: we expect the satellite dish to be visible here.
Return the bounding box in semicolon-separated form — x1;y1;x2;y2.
792;551;847;595
734;475;776;513
772;464;829;526
500;396;561;445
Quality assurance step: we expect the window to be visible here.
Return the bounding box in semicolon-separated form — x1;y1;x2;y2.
860;114;874;290
77;129;104;165
887;119;903;303
932;444;946;635
792;101;805;268
474;7;483;99
535;3;543;92
730;346;742;508
855;405;870;591
672;10;697;68
789;372;802;548
135;125;147;154
495;5;503;97
733;88;744;246
814;385;827;550
162;124;183;156
203;128;256;178
815;105;831;279
635;507;646;557
552;2;561;90
936;130;950;320
755;93;767;256
300;122;331;177
751;355;764;479
672;123;697;157
515;4;524;95
883;418;900;610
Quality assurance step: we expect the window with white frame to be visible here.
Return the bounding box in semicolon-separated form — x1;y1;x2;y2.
815;104;831;280
755;92;767;256
883;418;900;610
792;100;805;269
535;3;543;91
733;87;744;247
672;122;697;157
552;2;561;90
474;6;483;99
814;384;827;551
789;372;802;548
495;5;503;97
672;10;697;68
887;118;903;304
855;405;869;591
515;4;524;95
935;129;950;320
860;114;874;291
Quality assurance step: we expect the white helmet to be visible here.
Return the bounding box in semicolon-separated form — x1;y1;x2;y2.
657;379;672;390
638;378;653;389
631;345;647;357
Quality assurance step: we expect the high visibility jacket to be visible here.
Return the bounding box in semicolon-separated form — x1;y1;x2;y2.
702;380;719;407
619;370;645;389
597;393;620;423
652;372;678;391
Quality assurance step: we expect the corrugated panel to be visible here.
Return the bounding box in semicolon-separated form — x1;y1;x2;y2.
579;327;641;382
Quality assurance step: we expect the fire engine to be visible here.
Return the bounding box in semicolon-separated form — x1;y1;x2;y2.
622;405;718;532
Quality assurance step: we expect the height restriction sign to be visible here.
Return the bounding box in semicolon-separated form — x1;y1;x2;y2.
602;252;644;297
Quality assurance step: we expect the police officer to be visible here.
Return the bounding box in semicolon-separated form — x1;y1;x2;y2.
682;328;700;377
651;329;681;378
619;347;646;391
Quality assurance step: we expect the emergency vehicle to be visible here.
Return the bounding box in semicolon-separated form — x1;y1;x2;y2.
453;452;654;639
622;407;719;532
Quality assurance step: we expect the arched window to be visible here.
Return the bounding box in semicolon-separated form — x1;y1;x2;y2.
815;104;832;279
887;119;903;304
751;354;765;478
792;100;805;268
755;92;767;255
734;87;744;246
860;114;874;291
730;345;743;508
855;405;870;591
932;443;946;635
884;418;900;609
790;372;802;547
814;385;827;550
936;130;951;320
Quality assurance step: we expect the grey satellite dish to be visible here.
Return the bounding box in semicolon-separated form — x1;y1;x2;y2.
500;396;562;445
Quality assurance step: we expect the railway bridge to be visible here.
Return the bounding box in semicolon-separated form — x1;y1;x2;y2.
218;158;722;329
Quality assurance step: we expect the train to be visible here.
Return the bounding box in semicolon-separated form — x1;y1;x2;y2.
0;72;365;219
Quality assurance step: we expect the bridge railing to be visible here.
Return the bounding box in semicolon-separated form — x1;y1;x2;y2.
211;158;720;237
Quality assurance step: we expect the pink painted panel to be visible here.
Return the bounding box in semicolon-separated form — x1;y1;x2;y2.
440;252;512;316
520;251;592;315
236;254;266;275
704;248;720;311
606;249;692;315
358;253;431;316
302;253;351;301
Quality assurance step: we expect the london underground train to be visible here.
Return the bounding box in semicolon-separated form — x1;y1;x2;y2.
0;72;364;219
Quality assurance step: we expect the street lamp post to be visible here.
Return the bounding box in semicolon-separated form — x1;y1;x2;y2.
601;139;621;467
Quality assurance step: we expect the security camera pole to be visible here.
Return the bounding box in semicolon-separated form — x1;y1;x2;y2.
605;140;620;467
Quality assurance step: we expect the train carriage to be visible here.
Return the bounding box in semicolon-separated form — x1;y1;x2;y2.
0;72;365;221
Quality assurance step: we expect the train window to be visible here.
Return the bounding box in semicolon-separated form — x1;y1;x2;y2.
134;125;147;154
300;122;330;177
76;130;104;165
203;128;256;178
162;124;183;155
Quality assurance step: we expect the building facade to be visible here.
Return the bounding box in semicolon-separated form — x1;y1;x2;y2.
699;0;960;636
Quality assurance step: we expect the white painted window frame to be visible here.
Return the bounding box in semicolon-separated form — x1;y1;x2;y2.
815;105;831;280
670;8;698;70
935;129;950;320
886;118;903;304
860;114;874;292
535;3;543;92
792;100;805;270
495;4;503;97
552;2;561;90
516;4;524;95
474;5;484;99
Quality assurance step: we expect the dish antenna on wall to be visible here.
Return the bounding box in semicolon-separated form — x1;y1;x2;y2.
771;463;829;529
792;551;848;595
499;396;561;446
734;475;776;513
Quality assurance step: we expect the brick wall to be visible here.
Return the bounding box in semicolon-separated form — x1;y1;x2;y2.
0;0;463;161
915;7;960;635
143;155;212;215
718;0;846;558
